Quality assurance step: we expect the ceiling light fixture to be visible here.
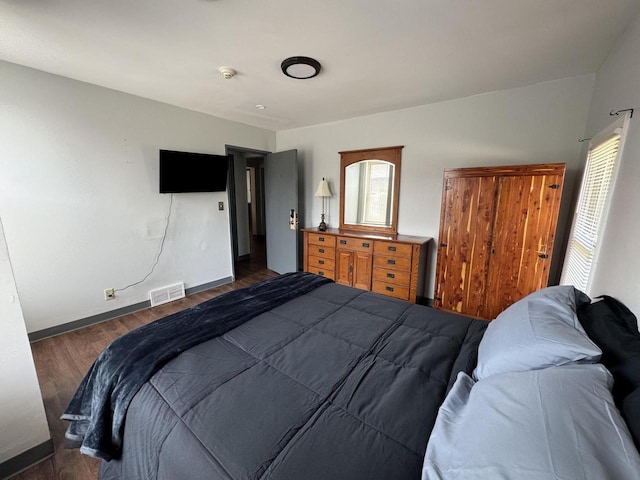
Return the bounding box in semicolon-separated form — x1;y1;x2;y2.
281;56;321;79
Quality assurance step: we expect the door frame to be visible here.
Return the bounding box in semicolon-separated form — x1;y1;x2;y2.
225;145;270;278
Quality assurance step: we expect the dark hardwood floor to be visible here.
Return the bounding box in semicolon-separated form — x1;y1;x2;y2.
15;237;274;479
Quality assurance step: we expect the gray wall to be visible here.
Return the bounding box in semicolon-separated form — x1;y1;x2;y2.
277;75;595;299
0;60;276;334
582;12;640;316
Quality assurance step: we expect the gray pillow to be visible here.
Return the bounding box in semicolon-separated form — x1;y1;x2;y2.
423;365;640;480
473;285;600;380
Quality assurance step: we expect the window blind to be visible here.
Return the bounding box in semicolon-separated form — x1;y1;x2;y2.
560;133;621;292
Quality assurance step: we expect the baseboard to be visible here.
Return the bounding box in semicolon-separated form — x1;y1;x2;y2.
184;277;233;295
29;276;233;342
29;299;151;342
416;296;434;307
0;439;54;480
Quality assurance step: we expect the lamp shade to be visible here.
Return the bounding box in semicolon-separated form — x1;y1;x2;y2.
314;178;332;197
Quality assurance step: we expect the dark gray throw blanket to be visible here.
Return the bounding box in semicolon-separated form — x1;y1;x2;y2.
62;272;331;461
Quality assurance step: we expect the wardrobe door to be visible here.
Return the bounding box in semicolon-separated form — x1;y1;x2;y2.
434;174;497;318
484;172;564;319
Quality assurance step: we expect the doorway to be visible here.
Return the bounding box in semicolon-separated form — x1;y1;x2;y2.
226;146;268;280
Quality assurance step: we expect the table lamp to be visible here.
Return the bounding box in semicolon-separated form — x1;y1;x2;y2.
314;178;332;231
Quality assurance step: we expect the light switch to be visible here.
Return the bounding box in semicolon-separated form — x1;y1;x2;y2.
218;202;224;211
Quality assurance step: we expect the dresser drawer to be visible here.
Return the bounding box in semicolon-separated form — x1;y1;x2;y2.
374;241;413;257
372;281;410;301
373;254;412;272
308;266;335;280
337;236;373;253
307;244;335;259
307;233;336;247
308;255;336;270
372;268;411;286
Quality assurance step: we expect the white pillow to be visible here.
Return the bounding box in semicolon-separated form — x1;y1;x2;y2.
473;285;600;380
423;365;640;480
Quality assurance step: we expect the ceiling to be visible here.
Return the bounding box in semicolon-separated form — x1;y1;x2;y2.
1;0;639;131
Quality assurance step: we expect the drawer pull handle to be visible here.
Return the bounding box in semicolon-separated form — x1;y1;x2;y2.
340;240;347;244
319;237;325;242
386;273;395;279
319;248;325;253
387;259;396;265
319;260;325;265
388;246;396;251
386;286;394;292
362;242;370;248
318;271;324;276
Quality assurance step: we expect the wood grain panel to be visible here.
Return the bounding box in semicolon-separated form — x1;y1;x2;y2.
307;266;335;280
336;236;374;253
484;173;563;318
307;244;335;259
434;175;496;317
372;281;410;301
307;233;336;247
336;250;353;286
373;254;412;272
372;268;411;286
308;255;336;270
353;252;373;290
373;241;413;257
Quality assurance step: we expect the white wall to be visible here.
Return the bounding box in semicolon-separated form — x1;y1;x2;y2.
277;75;595;298
583;12;640;315
0;217;50;464
0;60;275;333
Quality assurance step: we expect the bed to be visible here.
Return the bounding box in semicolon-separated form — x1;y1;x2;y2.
62;272;640;480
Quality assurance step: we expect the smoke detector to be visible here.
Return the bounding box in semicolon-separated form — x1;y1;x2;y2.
218;66;236;79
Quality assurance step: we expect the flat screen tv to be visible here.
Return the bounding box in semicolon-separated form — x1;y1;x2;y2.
159;149;229;193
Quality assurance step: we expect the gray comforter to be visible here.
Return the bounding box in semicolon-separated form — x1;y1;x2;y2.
63;272;330;460
100;280;486;480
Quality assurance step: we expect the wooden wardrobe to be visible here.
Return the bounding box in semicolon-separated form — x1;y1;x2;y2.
434;163;566;320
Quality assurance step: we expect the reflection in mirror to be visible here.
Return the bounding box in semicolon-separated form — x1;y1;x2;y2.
344;160;395;227
339;146;402;234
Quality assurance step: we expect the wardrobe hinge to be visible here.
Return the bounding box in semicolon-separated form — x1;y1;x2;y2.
444;185;453;191
439;243;447;248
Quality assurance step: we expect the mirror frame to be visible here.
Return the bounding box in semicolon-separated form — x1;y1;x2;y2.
339;145;403;235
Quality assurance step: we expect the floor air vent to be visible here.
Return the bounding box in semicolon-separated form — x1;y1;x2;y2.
149;282;185;307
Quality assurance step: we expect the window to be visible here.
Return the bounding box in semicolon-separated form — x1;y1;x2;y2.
344;160;395;226
361;161;394;225
560;118;627;293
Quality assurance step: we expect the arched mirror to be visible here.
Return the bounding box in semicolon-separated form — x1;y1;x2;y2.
339;146;402;234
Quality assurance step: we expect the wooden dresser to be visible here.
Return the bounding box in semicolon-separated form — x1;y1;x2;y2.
302;228;431;303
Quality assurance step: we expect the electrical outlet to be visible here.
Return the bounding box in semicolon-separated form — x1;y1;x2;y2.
104;288;115;301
